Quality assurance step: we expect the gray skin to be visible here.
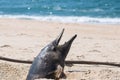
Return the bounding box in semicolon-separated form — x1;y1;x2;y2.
26;29;77;80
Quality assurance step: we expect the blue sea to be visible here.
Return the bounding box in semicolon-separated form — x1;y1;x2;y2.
0;0;120;24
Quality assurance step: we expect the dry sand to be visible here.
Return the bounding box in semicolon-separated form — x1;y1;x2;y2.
0;18;120;80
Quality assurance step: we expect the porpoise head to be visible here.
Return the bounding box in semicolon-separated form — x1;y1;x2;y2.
44;29;77;67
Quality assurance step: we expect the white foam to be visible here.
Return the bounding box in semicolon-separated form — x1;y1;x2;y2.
0;15;120;24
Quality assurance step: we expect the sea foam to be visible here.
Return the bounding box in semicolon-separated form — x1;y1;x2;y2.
0;15;120;24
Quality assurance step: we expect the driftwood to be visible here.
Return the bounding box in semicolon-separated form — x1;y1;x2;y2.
0;56;120;67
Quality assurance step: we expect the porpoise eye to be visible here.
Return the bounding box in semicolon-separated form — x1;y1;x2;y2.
51;46;56;51
53;47;57;51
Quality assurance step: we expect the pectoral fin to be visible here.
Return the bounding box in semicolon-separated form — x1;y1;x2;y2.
54;64;63;80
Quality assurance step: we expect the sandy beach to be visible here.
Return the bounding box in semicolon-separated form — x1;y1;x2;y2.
0;18;120;80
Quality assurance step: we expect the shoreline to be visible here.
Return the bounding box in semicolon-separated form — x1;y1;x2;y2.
0;15;120;24
0;18;120;80
0;17;120;27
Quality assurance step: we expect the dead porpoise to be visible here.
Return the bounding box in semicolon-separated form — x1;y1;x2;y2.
26;29;77;80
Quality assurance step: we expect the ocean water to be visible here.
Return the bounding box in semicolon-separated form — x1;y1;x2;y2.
0;0;120;24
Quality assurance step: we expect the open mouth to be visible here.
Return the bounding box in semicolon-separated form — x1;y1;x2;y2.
53;28;77;47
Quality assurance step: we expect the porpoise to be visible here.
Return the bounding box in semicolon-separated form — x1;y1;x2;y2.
26;29;77;80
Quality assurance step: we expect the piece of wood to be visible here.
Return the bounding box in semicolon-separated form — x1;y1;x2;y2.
0;56;120;67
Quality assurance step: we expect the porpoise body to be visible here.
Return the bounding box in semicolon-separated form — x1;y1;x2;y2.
26;29;77;80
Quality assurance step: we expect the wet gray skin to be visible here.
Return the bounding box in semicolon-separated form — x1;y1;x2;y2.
26;29;77;80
